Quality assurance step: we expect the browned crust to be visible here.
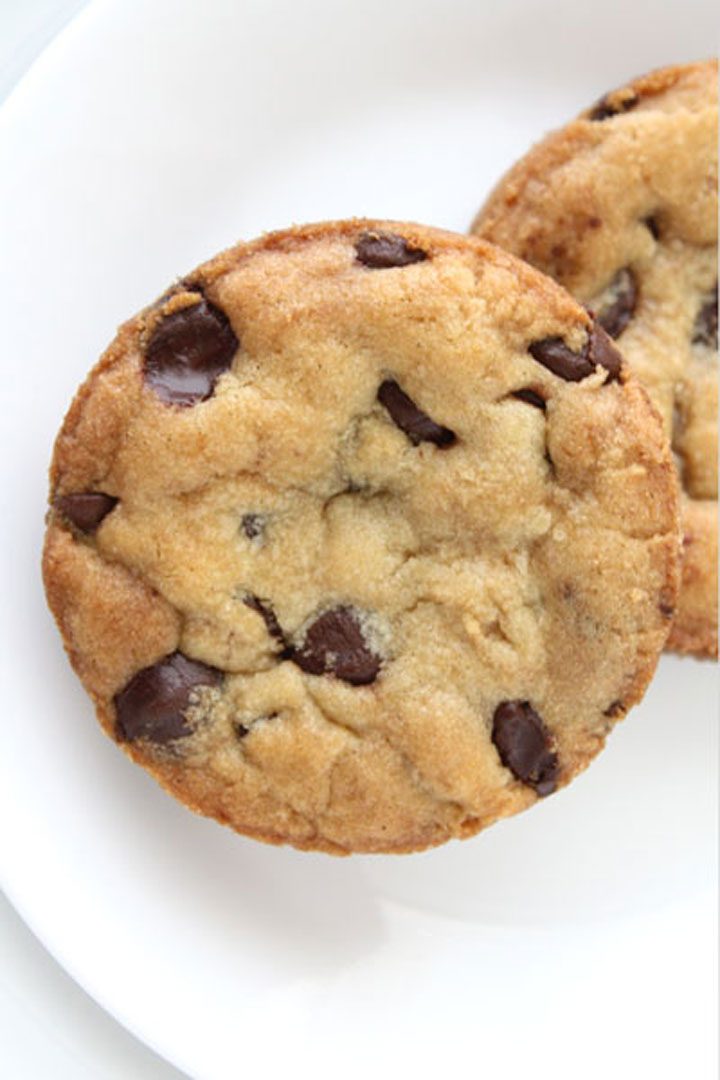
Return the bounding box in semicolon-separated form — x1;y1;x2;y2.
474;60;718;245
42;528;181;705
581;60;718;116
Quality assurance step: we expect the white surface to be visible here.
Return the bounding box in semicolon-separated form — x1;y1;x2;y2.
0;0;87;104
0;893;188;1080
0;2;717;1079
0;2;186;1075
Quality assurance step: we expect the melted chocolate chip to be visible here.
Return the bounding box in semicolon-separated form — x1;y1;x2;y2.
511;388;546;411
355;231;428;269
243;596;288;651
491;700;559;796
596;268;638;339
378;379;456;447
589;90;639;121
692;284;718;348
114;651;223;744
144;299;238;406
241;513;265;540
528;322;621;383
603;700;626;718
291;606;381;685
54;492;118;533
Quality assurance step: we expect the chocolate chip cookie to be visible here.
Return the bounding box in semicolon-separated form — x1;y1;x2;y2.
43;220;680;853
472;60;718;658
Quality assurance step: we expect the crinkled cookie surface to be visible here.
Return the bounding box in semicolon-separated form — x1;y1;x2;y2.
473;60;718;657
43;220;680;853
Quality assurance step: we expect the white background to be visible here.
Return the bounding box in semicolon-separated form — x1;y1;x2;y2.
2;4;191;1076
0;2;717;1079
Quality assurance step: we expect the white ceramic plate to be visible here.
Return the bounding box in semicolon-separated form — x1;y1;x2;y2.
1;2;717;1077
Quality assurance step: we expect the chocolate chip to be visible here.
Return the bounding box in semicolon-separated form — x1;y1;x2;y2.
291;606;381;685
588;323;623;380
241;513;265;540
692;284;718;348
491;700;559;796
54;492;118;533
243;595;288;651
596;268;638;339
144;299;238;406
511;388;546;411
528;337;592;381
528;322;621;383
114;651;223;744
644;215;661;240
589;90;639;121
378;379;456;447
603;700;626;718
355;231;428;269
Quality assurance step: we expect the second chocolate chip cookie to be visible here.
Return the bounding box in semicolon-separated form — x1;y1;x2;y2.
472;60;718;658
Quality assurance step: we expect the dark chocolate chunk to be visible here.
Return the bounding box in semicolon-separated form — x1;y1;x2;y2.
596;268;638;339
603;700;626;718
644;215;661;240
241;513;265;540
589;90;639;121
54;492;118;533
291;606;381;685
491;700;559;796
587;323;623;381
378;379;456;447
528;336;594;381
511;388;547;411
528;322;621;383
692;284;718;348
243;595;288;650
144;299;238;406
355;231;428;269
114;651;223;744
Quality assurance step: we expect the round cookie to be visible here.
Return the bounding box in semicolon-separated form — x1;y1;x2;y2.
43;220;680;854
472;60;718;658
